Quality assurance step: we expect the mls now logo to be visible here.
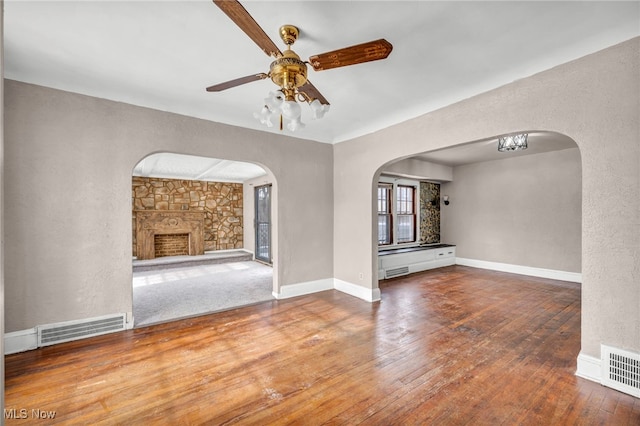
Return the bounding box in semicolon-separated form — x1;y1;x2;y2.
4;408;57;419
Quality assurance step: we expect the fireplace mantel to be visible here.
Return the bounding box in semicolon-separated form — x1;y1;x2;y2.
135;210;205;260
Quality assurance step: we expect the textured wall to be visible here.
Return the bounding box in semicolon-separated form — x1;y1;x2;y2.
334;38;639;358
4;80;333;332
132;177;243;253
441;148;581;272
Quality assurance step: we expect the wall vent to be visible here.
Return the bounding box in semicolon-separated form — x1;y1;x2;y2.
37;314;126;347
386;266;409;279
601;344;640;398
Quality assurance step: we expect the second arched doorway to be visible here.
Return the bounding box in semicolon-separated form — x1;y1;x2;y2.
131;152;277;326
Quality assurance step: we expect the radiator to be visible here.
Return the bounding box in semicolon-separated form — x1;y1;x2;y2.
601;344;640;397
37;314;126;347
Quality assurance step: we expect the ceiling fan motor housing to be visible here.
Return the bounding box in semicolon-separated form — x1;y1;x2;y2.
270;49;308;91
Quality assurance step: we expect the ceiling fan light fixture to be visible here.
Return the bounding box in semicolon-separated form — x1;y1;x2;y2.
253;106;275;128
209;3;391;132
310;99;330;119
498;133;528;152
287;117;306;132
281;99;302;120
264;92;283;110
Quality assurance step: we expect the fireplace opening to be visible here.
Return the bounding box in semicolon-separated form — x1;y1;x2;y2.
154;233;189;258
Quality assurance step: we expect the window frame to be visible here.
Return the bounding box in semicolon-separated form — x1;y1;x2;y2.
377;183;393;245
377;178;420;247
396;184;417;244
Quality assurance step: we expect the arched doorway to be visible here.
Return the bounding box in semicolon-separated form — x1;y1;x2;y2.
131;152;277;326
373;131;582;289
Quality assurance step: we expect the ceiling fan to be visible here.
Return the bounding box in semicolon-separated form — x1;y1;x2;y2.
206;0;393;131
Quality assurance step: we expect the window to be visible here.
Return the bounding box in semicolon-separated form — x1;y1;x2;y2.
377;182;417;246
396;185;416;243
378;183;392;245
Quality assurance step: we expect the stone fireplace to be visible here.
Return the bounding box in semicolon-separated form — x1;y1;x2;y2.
135;211;205;260
132;177;244;255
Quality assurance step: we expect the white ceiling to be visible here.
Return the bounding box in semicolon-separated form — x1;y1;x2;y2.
5;1;639;147
133;153;267;183
4;1;638;181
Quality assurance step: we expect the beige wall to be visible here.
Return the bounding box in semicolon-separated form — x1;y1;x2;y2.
4;81;333;331
334;38;639;358
441;147;581;272
1;1;6;410
382;158;452;182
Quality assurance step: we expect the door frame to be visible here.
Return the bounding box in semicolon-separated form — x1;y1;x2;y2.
254;184;272;264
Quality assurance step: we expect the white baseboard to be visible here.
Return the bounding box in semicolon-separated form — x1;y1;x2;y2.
273;278;334;300
273;278;381;303
455;258;582;283
576;352;601;383
334;279;381;302
5;328;38;355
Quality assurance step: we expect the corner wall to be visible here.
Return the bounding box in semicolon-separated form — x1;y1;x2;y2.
3;80;333;333
333;38;639;362
441;147;581;273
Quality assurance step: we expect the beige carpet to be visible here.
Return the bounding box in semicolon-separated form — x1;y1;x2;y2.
133;261;273;327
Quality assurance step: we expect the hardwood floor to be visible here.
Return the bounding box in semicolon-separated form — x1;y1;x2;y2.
5;266;640;425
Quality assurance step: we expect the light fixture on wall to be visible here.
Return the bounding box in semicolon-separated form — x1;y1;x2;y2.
498;133;528;152
443;195;450;205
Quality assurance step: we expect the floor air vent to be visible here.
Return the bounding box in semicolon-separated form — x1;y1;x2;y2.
601;344;640;397
386;266;410;279
37;314;126;347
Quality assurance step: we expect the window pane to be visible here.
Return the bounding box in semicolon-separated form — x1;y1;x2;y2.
396;185;414;214
377;188;386;213
397;215;415;243
378;214;391;244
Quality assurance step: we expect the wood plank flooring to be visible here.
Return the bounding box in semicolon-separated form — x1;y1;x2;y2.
5;266;640;425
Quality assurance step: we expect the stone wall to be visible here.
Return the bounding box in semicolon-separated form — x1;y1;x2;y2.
420;182;440;243
132;177;243;255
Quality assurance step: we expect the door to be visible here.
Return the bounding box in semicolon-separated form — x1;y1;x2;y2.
255;184;272;264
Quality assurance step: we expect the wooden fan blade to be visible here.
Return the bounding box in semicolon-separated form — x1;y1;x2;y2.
206;73;269;92
309;39;393;71
298;81;330;105
213;0;282;58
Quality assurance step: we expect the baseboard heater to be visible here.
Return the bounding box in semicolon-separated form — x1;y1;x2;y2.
385;266;410;278
37;313;126;347
601;344;640;398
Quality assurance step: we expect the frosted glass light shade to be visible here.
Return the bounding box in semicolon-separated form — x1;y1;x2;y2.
281;100;301;120
264;92;283;110
253;106;274;128
310;99;330;119
287;117;305;131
